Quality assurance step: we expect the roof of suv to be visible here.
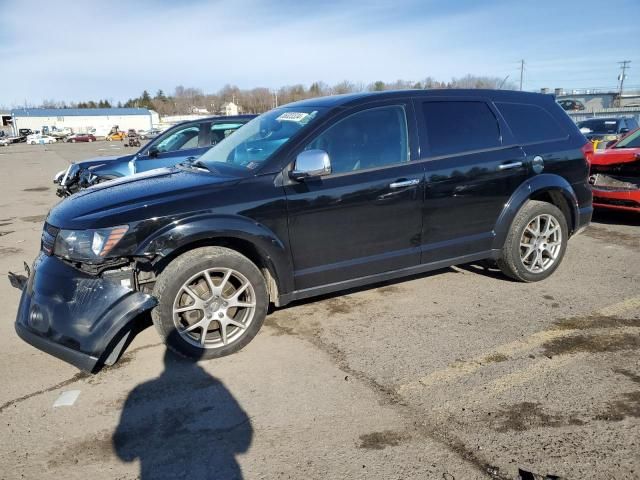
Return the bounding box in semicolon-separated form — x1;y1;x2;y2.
170;114;257;128
285;89;556;109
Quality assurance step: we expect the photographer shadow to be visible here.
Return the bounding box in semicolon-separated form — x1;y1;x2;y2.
113;332;252;479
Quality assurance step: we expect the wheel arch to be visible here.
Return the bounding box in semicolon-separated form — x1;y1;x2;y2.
137;217;294;306
492;174;579;250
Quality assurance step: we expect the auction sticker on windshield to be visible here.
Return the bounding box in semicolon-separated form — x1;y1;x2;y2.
276;112;311;123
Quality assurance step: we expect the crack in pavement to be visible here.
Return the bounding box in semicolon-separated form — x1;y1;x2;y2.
266;318;506;480
0;371;90;414
0;342;163;414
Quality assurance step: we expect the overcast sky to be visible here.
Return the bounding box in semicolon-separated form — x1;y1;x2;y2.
1;0;638;106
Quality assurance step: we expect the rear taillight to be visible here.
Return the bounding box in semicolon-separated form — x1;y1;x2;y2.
581;142;594;163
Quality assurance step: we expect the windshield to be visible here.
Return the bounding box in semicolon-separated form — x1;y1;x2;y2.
577;119;619;134
198;107;325;171
614;128;640;148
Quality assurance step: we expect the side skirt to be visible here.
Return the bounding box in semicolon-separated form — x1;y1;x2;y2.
278;249;500;306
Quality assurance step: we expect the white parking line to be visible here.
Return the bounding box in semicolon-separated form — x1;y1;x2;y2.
397;296;640;394
52;390;81;408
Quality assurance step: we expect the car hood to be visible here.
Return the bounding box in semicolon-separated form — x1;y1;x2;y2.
72;153;135;169
590;148;640;166
47;166;244;230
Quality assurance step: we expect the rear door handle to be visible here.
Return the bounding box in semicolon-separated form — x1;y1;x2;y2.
498;161;523;171
389;178;420;189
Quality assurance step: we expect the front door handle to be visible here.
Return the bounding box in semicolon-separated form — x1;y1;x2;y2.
498;161;523;171
389;178;420;189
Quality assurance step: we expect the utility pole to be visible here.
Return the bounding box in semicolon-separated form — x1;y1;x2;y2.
617;60;631;106
519;60;525;91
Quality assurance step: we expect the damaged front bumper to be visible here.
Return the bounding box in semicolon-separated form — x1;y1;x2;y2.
589;161;640;212
14;253;157;372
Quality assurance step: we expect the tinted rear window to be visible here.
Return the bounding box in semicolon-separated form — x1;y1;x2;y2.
422;101;501;156
497;102;567;144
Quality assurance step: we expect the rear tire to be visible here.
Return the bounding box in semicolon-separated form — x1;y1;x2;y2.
151;247;268;360
497;200;568;282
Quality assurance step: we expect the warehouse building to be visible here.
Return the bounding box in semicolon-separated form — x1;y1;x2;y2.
10;108;159;137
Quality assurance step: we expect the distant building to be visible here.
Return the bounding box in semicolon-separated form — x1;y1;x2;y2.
219;102;239;116
9;108;159;136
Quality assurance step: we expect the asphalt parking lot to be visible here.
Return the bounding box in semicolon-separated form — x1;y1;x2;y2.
0;142;638;480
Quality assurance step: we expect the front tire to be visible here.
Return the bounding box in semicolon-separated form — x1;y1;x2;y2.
151;246;268;360
497;200;568;282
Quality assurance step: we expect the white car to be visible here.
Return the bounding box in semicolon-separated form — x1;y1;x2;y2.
27;135;57;145
0;138;9;147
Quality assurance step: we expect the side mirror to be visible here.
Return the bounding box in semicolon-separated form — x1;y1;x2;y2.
290;149;331;181
148;146;159;158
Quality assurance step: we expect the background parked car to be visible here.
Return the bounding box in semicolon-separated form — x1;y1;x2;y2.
0;138;9;147
577;117;639;146
588;127;640;213
139;128;162;139
27;134;56;145
558;99;585;111
54;115;256;196
66;133;96;143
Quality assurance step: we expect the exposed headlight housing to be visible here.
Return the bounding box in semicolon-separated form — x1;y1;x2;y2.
54;225;129;262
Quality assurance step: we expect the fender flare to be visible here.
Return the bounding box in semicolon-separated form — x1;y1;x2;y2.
492;174;579;250
135;214;295;297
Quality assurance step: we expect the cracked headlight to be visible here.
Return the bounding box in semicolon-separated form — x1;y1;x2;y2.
54;225;129;262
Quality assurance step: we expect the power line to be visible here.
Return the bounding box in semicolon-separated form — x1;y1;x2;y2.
617;60;631;106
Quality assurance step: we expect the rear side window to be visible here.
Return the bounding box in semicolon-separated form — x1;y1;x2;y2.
497;102;567;144
422;101;501;156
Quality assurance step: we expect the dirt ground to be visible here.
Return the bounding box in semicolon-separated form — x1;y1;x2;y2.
0;141;638;480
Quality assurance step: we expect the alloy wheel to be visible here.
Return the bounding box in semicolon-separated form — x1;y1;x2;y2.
172;268;256;349
519;214;562;273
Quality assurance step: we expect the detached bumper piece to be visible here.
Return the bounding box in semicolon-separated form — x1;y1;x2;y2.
15;254;157;372
590;161;640;212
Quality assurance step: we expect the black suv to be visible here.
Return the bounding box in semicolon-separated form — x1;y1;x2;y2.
13;90;592;371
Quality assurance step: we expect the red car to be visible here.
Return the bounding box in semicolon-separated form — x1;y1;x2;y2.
588;128;640;212
67;133;96;143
